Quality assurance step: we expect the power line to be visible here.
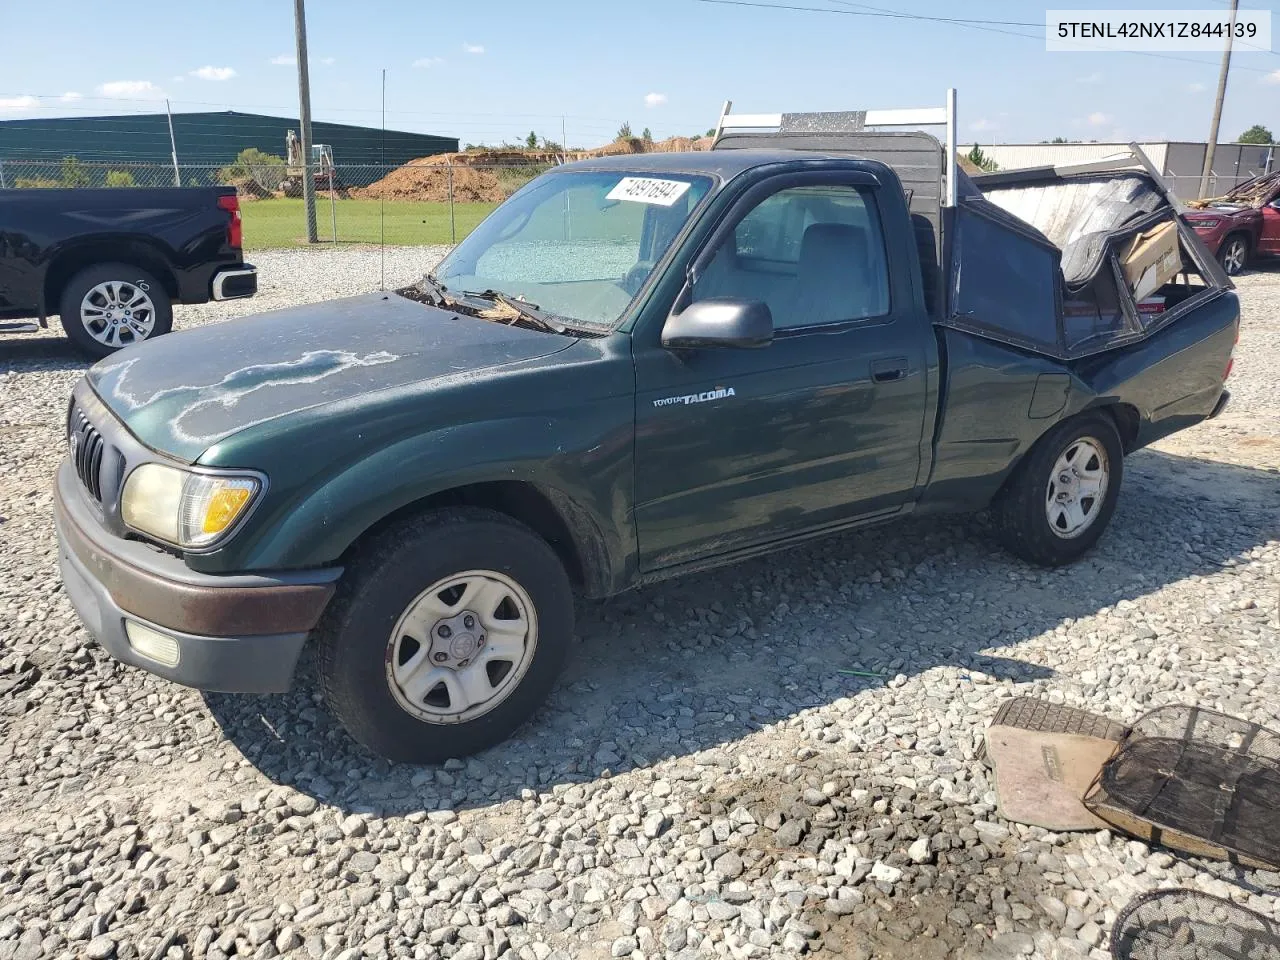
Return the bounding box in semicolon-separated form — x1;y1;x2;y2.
695;0;1280;73
823;0;1040;40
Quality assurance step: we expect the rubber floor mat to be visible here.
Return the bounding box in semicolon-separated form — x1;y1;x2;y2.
986;698;1127;830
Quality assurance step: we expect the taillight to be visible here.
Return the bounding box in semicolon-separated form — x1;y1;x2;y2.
1225;324;1239;380
1224;358;1234;380
217;194;242;249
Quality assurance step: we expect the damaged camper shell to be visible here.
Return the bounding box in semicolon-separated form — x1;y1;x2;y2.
54;92;1239;762
712;99;1233;360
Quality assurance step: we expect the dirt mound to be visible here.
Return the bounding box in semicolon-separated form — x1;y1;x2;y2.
227;176;273;201
351;149;561;203
580;135;712;158
353;138;716;203
352;160;506;203
650;135;713;152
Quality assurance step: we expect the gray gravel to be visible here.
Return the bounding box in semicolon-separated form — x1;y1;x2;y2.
1;249;1277;960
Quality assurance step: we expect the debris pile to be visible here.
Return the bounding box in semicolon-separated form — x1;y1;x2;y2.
987;699;1280;871
1184;170;1280;209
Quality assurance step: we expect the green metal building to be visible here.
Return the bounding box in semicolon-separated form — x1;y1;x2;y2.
0;111;457;166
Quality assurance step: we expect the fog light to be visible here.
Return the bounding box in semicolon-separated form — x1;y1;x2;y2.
125;620;181;668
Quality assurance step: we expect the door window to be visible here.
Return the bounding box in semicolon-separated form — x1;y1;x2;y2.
692;184;890;330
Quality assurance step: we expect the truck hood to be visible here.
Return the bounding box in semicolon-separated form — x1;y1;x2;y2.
87;292;573;462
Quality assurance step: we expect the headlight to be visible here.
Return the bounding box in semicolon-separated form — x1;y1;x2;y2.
121;463;261;549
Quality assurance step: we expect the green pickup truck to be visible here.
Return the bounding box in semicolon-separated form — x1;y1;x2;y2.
55;106;1238;762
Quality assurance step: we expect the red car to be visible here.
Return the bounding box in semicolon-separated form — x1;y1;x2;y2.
1180;171;1280;276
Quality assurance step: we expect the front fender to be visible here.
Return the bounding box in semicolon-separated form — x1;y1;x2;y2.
196;412;636;590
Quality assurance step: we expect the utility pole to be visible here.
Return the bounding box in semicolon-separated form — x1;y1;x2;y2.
1198;0;1239;199
294;0;318;242
165;99;181;187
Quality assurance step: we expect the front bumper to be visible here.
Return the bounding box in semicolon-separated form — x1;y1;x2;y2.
211;264;257;301
54;460;339;693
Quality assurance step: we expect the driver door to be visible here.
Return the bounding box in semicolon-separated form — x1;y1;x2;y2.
631;174;930;571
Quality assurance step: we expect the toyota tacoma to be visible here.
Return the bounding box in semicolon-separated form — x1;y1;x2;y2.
54;108;1237;762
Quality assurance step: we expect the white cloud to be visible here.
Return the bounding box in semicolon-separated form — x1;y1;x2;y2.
463;43;485;54
1187;81;1207;93
0;95;38;112
1086;111;1110;127
191;65;236;81
1076;72;1103;84
60;91;82;102
413;57;445;68
1265;69;1280;84
97;80;164;98
644;92;667;108
270;54;296;66
969;117;997;132
319;56;336;65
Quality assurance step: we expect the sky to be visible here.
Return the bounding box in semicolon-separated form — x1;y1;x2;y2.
1;0;1279;150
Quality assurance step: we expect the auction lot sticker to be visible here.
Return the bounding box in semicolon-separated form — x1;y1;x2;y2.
607;177;692;206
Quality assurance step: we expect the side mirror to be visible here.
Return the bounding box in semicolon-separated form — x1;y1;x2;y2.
661;298;773;349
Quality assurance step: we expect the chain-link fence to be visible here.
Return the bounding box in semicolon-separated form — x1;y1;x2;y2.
0;157;563;247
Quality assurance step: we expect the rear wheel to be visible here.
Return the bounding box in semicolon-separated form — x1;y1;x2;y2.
1217;234;1249;276
993;413;1124;566
58;263;173;357
317;508;574;763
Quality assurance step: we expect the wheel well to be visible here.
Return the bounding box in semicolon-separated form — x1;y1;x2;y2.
353;481;592;592
43;240;179;315
1097;402;1141;452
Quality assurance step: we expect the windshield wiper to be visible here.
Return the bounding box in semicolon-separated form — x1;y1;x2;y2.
415;273;452;307
464;289;571;335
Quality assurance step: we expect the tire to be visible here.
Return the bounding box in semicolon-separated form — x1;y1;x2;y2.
992;413;1124;567
58;263;173;358
317;508;575;763
1217;234;1250;277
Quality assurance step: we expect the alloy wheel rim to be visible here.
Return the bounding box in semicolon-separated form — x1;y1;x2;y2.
385;569;538;724
1223;240;1245;274
81;280;156;348
1045;437;1109;539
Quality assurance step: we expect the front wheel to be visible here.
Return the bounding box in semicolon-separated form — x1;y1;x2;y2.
1217;234;1249;276
58;263;173;357
992;413;1124;567
317;508;575;763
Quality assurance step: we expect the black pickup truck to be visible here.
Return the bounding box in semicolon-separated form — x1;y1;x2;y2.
0;186;256;356
54;110;1237;763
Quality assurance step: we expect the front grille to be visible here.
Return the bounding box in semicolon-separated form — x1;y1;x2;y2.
70;408;106;502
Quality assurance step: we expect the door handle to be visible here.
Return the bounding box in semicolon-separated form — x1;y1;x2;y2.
871;357;909;383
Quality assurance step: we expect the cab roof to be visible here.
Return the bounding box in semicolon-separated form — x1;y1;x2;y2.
557;148;880;183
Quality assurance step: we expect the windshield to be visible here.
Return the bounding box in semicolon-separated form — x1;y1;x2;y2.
433;170;713;329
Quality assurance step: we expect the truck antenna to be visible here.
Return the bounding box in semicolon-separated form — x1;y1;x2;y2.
380;68;387;292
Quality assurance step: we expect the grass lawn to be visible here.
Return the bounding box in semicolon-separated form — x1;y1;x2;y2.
241;198;498;249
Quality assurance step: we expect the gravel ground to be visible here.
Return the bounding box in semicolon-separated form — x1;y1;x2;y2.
1;248;1277;960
